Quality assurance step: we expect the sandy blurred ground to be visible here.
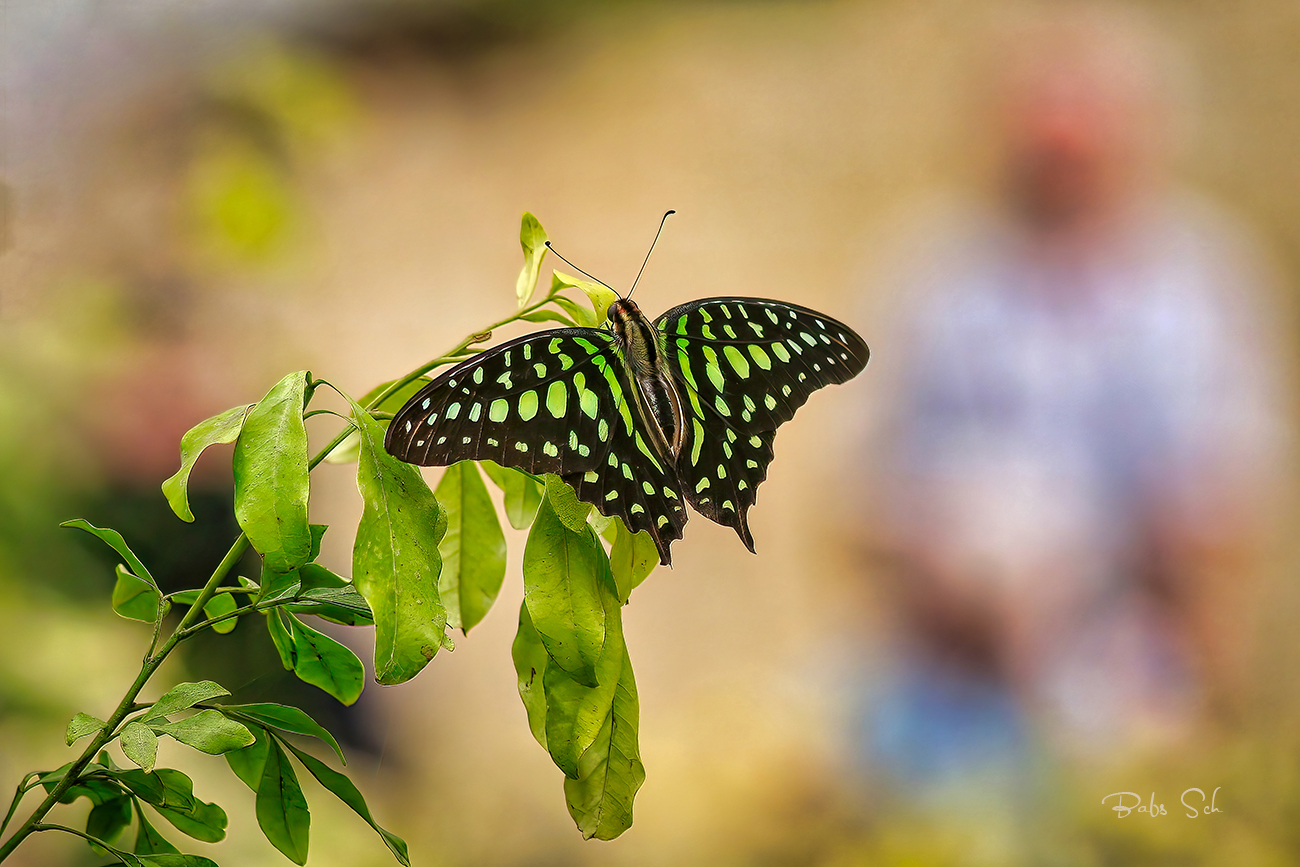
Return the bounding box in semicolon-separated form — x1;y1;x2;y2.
3;1;1300;865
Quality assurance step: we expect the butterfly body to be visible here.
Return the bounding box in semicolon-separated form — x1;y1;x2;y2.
386;296;869;565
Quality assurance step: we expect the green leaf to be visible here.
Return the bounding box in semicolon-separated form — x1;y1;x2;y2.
436;461;507;633
511;602;550;750
542;562;624;778
552;269;618;325
587;510;616;540
221;703;345;765
522;497;608;687
151;710;256;755
233;370;313;574
256;739;311;865
145;681;231;722
56;776;122;806
133;802;180;855
67;712;107;746
309;524;327;560
225;724;270;791
266;609;297;670
120;721;159;773
112;769;227;843
60;519;157;588
280;740;410;866
286;583;374;627
543;475;592;532
112;565;161;623
519;309;578;326
562;652;645;840
349;397;449;684
161;404;254;523
261;564;301;603
86;794;133;846
136;856;220;867
608;519;658;602
323;378;431;465
549;294;597;328
298;562;347;590
202;593;239;634
284;613;365;705
516;212;548;307
480;461;543;530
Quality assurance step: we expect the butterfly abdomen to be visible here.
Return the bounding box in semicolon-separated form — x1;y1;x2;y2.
609;299;686;461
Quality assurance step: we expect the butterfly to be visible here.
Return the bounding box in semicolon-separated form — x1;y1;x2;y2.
385;235;869;566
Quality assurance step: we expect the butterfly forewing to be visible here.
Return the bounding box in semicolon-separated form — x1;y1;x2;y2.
656;297;870;547
385;327;689;564
386;330;618;475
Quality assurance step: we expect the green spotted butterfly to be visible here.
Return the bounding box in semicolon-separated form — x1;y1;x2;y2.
386;269;869;566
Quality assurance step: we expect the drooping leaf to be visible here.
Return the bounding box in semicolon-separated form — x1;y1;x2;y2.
552;269;619;325
233;370;313;574
480;460;543;530
113;769;227;843
145;682;231;722
350;397;448;684
511;602;550;750
608;518;658;602
60;520;157;588
203;592;239;634
151;710;256;755
280;740;410;866
120;721;159;773
543;475;592;533
221;703;345;765
112;565;162;623
562;652;645;840
256;739;311;865
542;560;624;778
86;794;133;846
266;609;297;670
133;802;181;855
225;724;271;791
522;497;608;687
435;461;507;633
516;212;548;307
67;712;107;746
284;613;365;705
155;798;228;843
161;404;254;523
323;378;431;465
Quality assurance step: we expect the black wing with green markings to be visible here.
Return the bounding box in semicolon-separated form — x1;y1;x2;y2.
655;297;869;549
385;329;689;563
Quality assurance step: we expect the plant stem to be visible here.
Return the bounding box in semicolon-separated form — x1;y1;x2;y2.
0;536;250;862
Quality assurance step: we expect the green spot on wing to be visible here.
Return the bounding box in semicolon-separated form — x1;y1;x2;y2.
518;391;539;421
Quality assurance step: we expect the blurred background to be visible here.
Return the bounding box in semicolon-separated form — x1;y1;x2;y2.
3;0;1300;864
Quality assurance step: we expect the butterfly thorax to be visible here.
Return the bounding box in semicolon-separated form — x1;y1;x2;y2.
608;298;686;462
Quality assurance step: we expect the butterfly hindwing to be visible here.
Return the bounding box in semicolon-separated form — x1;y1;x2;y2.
561;350;688;564
656;297;870;547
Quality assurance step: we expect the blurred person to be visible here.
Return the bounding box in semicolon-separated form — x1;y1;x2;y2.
857;4;1289;805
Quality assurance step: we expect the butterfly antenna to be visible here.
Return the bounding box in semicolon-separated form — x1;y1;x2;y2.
543;241;618;295
628;209;675;300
